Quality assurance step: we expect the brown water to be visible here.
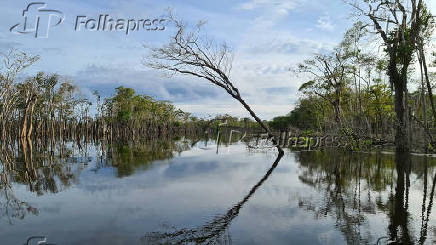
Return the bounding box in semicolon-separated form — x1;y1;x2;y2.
1;139;435;244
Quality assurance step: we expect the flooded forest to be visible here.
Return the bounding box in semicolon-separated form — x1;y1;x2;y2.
2;0;436;244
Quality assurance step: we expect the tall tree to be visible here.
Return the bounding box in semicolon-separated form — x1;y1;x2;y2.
348;0;431;153
0;50;39;143
297;48;349;126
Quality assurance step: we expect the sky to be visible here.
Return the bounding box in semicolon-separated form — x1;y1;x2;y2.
2;0;436;120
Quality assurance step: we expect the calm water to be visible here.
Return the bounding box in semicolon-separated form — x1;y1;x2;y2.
1;139;436;244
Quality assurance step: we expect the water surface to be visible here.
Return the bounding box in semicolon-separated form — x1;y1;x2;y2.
1;139;436;244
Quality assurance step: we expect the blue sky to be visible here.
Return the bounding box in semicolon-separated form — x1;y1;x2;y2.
2;0;435;119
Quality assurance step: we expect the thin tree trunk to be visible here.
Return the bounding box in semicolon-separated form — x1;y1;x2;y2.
230;93;282;153
418;44;436;125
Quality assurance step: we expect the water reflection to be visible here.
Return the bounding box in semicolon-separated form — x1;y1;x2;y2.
0;138;193;225
296;150;436;244
0;171;38;224
142;150;284;244
1;137;436;244
388;152;412;244
104;139;191;178
415;154;436;245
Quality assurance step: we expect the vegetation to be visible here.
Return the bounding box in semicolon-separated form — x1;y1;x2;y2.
0;49;264;155
144;13;283;153
271;1;436;153
2;2;436;243
296;149;436;244
0;50;214;149
2;1;436;155
104;86;199;140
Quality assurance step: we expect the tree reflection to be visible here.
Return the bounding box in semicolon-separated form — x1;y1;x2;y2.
15;138;78;195
0;141;39;224
387;151;412;244
296;150;436;244
107;139;191;177
142;150;284;245
0;138;86;223
418;156;436;244
0;137;193;224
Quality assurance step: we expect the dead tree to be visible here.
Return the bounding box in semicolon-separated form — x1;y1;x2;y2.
144;14;283;153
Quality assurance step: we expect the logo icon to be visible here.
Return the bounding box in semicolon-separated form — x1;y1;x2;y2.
24;236;56;245
10;2;64;38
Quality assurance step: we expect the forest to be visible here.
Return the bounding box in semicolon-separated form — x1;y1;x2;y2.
0;51;257;152
3;1;436;244
268;6;436;153
1;0;436;155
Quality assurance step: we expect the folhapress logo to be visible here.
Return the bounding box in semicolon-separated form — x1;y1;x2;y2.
10;2;64;38
24;235;56;245
10;2;167;38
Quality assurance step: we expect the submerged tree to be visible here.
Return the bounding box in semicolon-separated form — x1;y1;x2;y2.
0;50;39;143
348;0;432;153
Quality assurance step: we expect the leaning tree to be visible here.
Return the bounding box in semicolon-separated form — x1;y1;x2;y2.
144;14;282;152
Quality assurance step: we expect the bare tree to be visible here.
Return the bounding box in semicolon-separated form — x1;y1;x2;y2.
144;14;282;153
0;50;39;143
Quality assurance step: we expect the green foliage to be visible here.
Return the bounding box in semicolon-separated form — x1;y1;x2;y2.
211;114;259;129
269;116;292;131
287;97;324;130
113;87;136;123
340;127;361;151
15;72;79;124
107;86;193;127
367;83;394;122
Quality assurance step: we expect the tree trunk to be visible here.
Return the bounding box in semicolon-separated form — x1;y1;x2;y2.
230;93;282;153
418;44;436;125
27;101;36;139
392;71;410;153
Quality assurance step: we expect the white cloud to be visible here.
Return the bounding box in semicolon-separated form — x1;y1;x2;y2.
246;38;335;55
1;0;351;120
239;0;300;16
316;15;335;31
70;64;227;104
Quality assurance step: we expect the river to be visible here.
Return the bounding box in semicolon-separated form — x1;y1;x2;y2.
1;138;435;244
